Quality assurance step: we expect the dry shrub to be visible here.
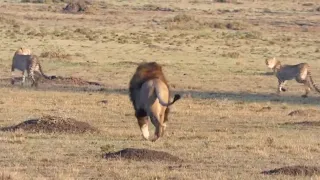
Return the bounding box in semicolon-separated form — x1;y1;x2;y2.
0;16;21;27
222;51;240;58
189;0;236;3
21;0;66;3
40;45;71;59
164;14;248;30
225;22;246;30
135;4;175;12
63;0;95;13
222;31;262;40
172;14;194;22
216;0;233;2
164;14;201;30
63;0;87;13
302;3;313;6
74;28;104;41
189;0;210;3
40;51;71;59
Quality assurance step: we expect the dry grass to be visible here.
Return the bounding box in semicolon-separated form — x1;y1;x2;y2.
0;0;320;179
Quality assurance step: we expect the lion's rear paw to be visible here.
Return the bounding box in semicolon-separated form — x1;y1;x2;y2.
151;136;160;142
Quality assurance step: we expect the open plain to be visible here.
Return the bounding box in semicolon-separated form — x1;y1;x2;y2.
0;0;320;179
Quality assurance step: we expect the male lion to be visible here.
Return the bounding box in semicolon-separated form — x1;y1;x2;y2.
129;62;181;141
11;47;54;87
266;57;320;97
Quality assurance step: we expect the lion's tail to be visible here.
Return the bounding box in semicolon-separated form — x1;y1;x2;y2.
154;82;181;107
308;71;320;93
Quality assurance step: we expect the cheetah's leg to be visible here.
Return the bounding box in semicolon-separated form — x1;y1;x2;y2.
302;80;311;98
277;80;286;95
22;70;27;85
29;70;38;87
296;75;310;98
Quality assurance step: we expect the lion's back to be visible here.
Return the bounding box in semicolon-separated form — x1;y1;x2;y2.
129;62;169;106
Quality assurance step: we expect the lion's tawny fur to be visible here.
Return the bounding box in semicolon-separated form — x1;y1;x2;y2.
129;62;180;141
129;62;169;108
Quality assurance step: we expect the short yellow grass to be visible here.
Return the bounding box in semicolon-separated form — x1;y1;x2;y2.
0;0;320;179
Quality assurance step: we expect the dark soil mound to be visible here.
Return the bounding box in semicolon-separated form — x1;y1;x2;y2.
288;109;319;117
282;121;320;127
262;165;320;176
1;115;98;133
6;76;102;87
40;76;103;86
103;148;183;162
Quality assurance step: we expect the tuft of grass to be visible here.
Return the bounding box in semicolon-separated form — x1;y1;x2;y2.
1;1;320;179
221;51;240;58
21;0;66;3
302;3;313;6
225;22;247;30
40;45;71;59
164;14;248;30
222;31;262;40
100;144;116;153
172;14;194;23
134;4;175;12
189;0;236;3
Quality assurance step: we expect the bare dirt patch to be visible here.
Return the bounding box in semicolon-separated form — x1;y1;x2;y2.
288;109;319;117
0;115;98;133
103;148;183;162
262;165;320;176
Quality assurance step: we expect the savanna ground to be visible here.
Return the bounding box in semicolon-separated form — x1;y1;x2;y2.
0;0;320;179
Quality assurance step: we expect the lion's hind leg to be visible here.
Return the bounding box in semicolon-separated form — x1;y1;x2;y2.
150;112;166;142
136;109;149;140
163;108;170;132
